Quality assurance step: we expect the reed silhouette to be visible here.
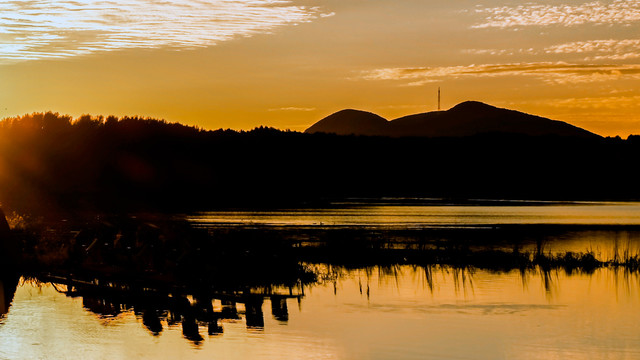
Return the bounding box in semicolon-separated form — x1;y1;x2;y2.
11;215;640;285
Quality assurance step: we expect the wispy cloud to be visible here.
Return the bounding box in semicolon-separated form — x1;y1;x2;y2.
0;0;330;63
462;48;537;56
546;95;640;109
545;39;640;60
268;107;317;112
465;38;640;60
362;62;640;85
473;0;640;29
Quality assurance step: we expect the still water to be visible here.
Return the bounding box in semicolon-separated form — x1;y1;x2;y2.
187;201;640;227
0;267;639;360
2;202;640;359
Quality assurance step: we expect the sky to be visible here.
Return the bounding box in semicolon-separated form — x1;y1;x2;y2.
1;0;639;136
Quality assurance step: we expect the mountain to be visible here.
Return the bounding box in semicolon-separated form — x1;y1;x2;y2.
304;109;389;136
305;101;600;138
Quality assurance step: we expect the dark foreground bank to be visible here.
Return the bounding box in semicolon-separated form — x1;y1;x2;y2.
4;212;640;282
1;113;640;212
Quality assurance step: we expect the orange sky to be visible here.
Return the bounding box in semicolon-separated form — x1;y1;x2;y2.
1;0;639;137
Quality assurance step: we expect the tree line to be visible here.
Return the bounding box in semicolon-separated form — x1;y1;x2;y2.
1;112;639;212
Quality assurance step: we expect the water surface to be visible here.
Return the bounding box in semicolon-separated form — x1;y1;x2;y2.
187;201;640;227
3;202;640;359
0;266;639;360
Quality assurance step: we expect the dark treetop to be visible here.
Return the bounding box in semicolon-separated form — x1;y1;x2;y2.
0;108;638;212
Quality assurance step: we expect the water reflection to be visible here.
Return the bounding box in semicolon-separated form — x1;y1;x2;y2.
188;202;640;227
4;206;640;359
0;274;19;318
0;263;639;359
0;264;640;359
37;274;303;346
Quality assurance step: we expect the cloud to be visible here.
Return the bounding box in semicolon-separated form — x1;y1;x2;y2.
0;0;331;63
473;0;640;29
362;62;640;85
376;104;427;110
545;39;640;60
462;48;537;56
268;107;317;112
546;95;640;109
465;38;640;61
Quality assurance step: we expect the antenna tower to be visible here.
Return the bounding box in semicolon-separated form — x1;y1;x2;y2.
437;87;441;111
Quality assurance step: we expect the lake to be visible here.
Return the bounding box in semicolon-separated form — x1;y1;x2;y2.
186;201;640;227
1;201;640;359
1;267;639;360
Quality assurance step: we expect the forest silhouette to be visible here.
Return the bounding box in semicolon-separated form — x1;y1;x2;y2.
0;111;639;212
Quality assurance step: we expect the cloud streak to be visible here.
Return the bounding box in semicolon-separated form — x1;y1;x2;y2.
546;95;640;109
473;0;640;28
545;39;640;60
268;107;317;112
0;0;329;62
465;38;640;60
363;62;640;85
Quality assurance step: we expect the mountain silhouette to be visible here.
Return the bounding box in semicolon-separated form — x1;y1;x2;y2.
304;109;389;136
305;101;599;138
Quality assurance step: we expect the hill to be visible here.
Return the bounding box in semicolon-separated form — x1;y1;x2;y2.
305;101;600;138
304;109;388;136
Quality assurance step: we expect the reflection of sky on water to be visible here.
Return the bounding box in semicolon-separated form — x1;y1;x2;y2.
188;204;640;260
0;267;639;359
188;203;640;227
0;0;327;62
